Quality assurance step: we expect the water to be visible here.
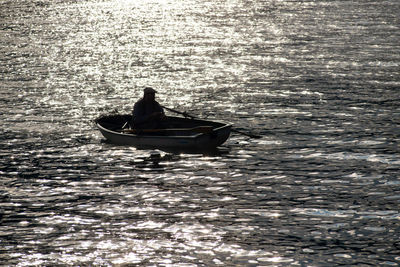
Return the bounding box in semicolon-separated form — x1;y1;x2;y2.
1;0;399;265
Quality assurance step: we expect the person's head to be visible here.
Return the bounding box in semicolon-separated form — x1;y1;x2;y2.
143;87;156;102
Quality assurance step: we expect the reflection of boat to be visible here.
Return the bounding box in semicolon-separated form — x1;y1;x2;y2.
95;114;231;151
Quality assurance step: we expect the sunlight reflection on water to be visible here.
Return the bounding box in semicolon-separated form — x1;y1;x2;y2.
1;0;399;266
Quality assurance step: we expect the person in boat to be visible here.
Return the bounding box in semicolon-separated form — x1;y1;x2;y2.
132;87;167;129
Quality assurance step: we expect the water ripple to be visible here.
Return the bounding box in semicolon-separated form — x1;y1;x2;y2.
1;0;399;266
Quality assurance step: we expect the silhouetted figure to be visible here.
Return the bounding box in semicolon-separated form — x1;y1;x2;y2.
132;87;166;129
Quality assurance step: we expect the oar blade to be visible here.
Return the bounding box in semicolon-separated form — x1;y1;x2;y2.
232;128;262;139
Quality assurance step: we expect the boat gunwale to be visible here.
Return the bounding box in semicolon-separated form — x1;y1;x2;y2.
95;115;232;140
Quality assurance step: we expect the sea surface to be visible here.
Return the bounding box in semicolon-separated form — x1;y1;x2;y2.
1;0;399;266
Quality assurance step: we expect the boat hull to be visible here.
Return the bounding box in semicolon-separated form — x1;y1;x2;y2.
95;114;231;151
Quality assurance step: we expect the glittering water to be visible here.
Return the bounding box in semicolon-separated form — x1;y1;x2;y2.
1;0;400;266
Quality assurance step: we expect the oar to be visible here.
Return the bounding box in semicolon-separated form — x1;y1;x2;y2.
161;106;262;139
161;105;196;119
231;128;262;139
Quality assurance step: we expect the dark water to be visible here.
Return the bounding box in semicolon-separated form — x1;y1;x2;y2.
1;0;399;265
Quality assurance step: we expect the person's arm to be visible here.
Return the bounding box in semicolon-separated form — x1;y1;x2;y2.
154;102;165;117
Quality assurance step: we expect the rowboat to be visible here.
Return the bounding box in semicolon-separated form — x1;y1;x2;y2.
95;114;232;151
